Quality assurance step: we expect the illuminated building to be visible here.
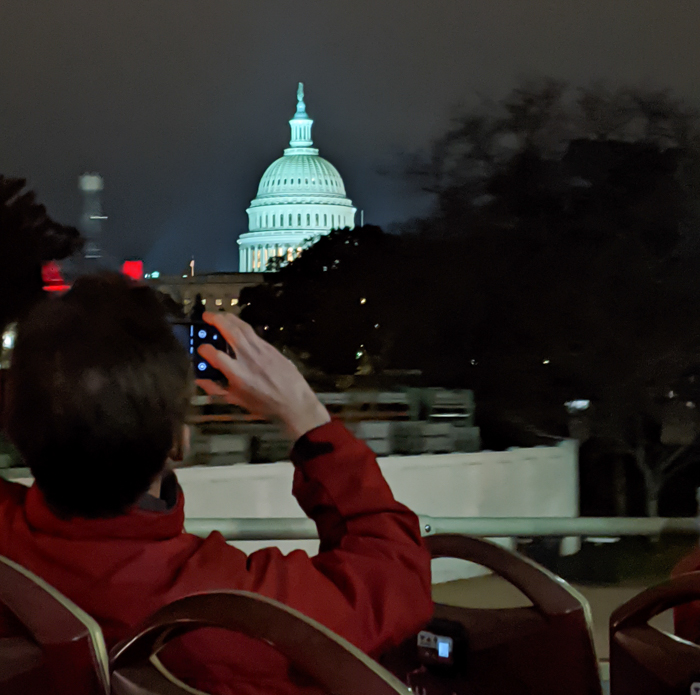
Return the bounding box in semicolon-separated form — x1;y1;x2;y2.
153;272;264;315
237;83;356;272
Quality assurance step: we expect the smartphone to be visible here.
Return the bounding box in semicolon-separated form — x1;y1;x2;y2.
171;320;232;382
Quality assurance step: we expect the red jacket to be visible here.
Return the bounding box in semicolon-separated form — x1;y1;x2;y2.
0;421;433;695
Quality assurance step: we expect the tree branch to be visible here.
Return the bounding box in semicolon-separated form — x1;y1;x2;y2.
659;442;694;475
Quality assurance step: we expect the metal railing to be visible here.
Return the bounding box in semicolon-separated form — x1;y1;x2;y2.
184;515;699;541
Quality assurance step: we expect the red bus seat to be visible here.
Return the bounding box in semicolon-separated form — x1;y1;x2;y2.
610;571;700;695
380;534;602;695
0;554;109;695
110;590;411;695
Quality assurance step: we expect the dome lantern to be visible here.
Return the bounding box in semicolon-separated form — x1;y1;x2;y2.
289;83;314;149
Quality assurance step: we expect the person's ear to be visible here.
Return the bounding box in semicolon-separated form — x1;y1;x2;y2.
169;425;190;462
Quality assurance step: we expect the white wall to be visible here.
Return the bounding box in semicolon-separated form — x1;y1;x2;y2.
177;440;578;583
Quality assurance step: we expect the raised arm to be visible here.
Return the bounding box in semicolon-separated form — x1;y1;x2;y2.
196;313;433;654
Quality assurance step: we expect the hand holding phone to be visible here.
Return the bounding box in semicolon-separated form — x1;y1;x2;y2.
196;312;330;440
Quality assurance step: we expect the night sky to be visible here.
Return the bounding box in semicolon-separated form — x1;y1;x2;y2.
1;1;698;273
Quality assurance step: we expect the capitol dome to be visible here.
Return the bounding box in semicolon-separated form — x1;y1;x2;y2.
238;84;356;272
257;155;348;197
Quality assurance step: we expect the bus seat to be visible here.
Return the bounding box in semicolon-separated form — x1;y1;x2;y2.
380;534;602;695
0;554;109;695
110;590;411;695
610;571;700;695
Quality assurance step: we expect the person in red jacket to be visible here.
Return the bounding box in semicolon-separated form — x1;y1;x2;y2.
0;273;433;695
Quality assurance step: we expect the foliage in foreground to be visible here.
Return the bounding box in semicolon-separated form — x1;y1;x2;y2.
0;176;83;331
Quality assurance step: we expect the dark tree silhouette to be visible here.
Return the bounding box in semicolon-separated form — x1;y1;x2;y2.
240;226;393;376
0;176;83;331
397;82;700;516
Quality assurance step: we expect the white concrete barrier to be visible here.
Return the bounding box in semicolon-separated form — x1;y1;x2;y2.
177;440;578;583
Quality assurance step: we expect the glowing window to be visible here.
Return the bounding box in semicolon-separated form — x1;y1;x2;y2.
296;247;302;257
201;299;207;306
287;247;293;262
231;298;238;306
215;298;222;306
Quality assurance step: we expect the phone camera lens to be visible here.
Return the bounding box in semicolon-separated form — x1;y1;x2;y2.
198;329;207;339
197;362;208;372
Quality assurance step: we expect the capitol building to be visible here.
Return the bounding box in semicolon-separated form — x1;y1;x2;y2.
238;84;356;272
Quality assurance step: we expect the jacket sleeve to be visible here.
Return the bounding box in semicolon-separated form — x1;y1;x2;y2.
229;420;433;656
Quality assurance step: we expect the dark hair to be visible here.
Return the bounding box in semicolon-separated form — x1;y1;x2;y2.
5;272;191;518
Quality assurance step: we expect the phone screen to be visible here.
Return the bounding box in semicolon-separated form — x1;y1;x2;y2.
191;322;229;381
171;320;230;382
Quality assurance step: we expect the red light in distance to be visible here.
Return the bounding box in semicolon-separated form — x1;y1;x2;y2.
121;260;144;281
42;261;70;293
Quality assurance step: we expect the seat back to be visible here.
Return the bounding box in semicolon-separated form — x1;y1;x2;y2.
380;534;602;695
0;554;109;695
610;571;700;695
110;590;411;695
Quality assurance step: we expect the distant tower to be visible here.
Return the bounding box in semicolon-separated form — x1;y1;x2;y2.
78;173;105;262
